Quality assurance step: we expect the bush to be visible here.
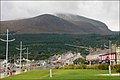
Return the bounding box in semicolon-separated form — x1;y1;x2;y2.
63;65;74;69
98;64;109;70
12;70;16;73
22;66;26;71
59;67;63;69
112;64;120;70
81;65;86;69
116;69;120;73
74;66;83;69
86;66;95;69
61;65;87;69
112;64;120;73
63;66;68;69
68;66;74;69
54;66;59;69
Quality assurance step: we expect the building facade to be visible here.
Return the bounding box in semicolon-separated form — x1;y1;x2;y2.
86;45;120;65
116;47;120;64
99;53;116;64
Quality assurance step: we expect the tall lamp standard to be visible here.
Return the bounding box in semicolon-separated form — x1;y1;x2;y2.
109;41;112;75
0;29;15;76
16;41;26;73
24;47;31;71
50;58;52;78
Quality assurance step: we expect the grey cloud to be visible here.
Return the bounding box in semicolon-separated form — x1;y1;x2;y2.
1;1;119;31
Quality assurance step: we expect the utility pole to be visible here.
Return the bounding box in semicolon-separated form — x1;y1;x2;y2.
50;68;52;77
50;58;52;78
14;55;15;65
109;40;112;75
24;48;31;71
16;41;26;73
0;29;15;76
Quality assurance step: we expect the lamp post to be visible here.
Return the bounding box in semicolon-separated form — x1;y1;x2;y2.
50;67;52;77
50;59;52;78
24;48;31;71
16;41;26;73
109;41;112;75
14;55;15;65
0;29;15;76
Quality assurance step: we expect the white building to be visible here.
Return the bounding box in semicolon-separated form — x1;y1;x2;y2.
54;52;84;65
116;47;120;64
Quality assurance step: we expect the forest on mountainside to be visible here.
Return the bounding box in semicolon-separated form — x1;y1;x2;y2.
0;34;119;61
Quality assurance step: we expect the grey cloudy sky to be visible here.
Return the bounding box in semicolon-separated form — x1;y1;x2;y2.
1;1;119;31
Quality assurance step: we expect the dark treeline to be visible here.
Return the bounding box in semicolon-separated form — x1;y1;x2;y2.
0;34;119;61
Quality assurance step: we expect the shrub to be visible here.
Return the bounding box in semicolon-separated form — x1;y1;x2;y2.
116;69;120;73
12;70;16;73
59;67;63;69
54;66;59;69
63;66;68;69
68;66;74;69
81;65;86;69
74;66;83;69
62;65;75;69
62;65;87;69
112;64;120;73
22;66;26;71
112;64;120;70
66;65;74;69
86;66;95;69
98;64;109;70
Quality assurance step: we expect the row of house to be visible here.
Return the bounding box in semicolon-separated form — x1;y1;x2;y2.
86;44;120;65
49;52;84;66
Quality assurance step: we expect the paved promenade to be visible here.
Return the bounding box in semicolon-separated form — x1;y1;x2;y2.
98;73;120;76
0;70;21;79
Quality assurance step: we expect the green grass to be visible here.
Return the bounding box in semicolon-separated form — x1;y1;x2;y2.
2;69;120;80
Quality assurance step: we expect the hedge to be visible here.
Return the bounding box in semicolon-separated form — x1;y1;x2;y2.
54;64;120;73
97;64;109;70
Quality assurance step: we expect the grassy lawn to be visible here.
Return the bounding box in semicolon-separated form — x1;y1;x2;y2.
2;69;120;80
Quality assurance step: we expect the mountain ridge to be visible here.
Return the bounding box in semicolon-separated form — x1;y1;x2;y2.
0;14;112;35
55;13;111;34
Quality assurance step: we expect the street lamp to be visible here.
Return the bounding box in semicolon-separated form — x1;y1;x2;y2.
50;68;52;77
109;41;112;75
49;56;52;78
0;29;15;76
16;41;26;73
24;48;31;71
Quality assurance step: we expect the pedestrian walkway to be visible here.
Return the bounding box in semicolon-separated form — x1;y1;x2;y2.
0;70;21;79
0;72;6;79
98;73;120;76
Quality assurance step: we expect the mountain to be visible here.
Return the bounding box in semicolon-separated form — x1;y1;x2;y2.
55;14;112;34
0;14;112;35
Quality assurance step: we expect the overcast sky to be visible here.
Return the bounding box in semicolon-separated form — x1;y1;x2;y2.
1;1;119;31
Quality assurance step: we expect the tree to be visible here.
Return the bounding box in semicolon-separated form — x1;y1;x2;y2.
73;58;85;65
